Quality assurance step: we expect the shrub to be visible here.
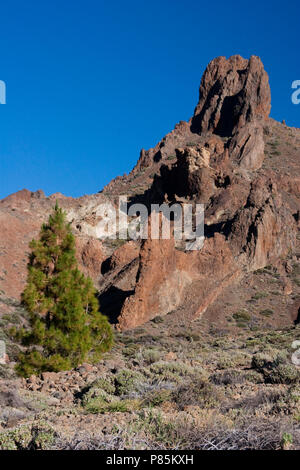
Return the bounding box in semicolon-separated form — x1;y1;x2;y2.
81;376;141;414
259;309;274;317
12;203;113;377
210;370;245;385
150;361;193;382
83;395;139;414
281;433;293;450
81;385;114;407
114;368;144;396
133;410;178;447
173;378;221;410
252;352;299;384
186;142;197;147
0;421;56;450
143;389;173;407
232;311;251;322
268;364;299;385
272;384;300;415
248;291;268;301
216;356;235;369
139;348;161;365
87;377;116;395
122;343;141;358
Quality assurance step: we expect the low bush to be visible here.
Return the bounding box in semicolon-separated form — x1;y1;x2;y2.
252;352;299;384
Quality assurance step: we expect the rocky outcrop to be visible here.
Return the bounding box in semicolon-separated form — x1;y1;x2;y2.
118;232;241;330
134;120;195;172
191;55;271;171
114;55;298;329
75;237;106;282
229;175;297;271
0;189;112;299
101;241;139;275
191;55;271;135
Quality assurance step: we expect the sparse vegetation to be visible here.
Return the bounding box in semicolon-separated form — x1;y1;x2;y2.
232;310;251;322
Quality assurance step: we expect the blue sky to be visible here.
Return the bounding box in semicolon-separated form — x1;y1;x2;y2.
0;0;299;199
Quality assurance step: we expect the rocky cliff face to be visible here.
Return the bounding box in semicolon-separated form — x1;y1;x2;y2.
0;55;299;331
192;55;270;133
115;55;298;330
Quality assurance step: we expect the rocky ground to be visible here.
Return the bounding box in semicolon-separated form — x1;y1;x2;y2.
0;302;300;450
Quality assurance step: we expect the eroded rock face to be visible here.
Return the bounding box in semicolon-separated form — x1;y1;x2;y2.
229;175;297;271
0;189;112;299
191;55;271;136
172;146;215;198
117;232;241;330
228;122;265;171
101;241;139;275
75;237;106;282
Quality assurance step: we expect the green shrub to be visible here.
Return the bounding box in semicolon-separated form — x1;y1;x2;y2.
186;142;197;147
114;368;144;396
140;348;161;365
133;410;178;447
249;291;268;301
0;421;56;450
210;370;245;385
273;384;300;415
83;394;140;414
150;361;192;382
281;433;293;450
143;389;173;407
259;309;274;317
81;385;113;407
232;311;251;322
173;378;221;410
252;352;299;384
269;364;299;385
88;376;116;395
122;343;141;358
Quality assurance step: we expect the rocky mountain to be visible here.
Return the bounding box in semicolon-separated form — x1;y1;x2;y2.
0;55;299;334
1;54;300;450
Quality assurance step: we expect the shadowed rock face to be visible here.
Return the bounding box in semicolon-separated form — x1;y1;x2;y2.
191;55;271;172
0;55;299;331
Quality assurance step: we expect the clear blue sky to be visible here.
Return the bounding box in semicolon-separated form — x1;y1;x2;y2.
0;0;299;199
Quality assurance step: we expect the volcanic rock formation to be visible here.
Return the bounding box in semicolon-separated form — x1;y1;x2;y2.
0;55;299;331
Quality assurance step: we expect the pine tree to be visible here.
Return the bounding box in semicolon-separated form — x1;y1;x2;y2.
12;203;113;377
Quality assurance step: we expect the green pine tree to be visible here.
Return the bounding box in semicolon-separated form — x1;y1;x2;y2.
12;203;113;377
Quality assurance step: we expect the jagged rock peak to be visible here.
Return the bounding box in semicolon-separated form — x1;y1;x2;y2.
133;55;271;173
191;55;271;136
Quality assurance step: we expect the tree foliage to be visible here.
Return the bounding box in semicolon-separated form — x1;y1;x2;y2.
12;203;113;377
